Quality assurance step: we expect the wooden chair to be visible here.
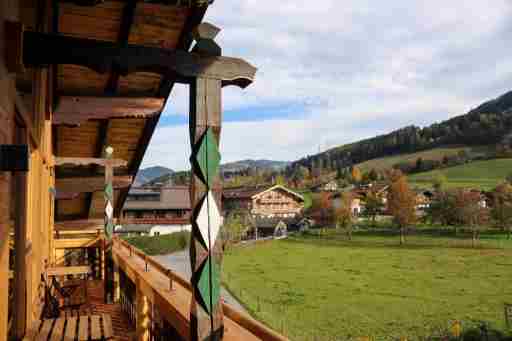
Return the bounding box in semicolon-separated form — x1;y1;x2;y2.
52;277;88;316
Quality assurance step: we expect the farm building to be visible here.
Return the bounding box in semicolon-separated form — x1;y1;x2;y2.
121;185;191;225
223;184;305;218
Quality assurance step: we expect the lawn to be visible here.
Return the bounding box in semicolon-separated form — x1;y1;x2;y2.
409;158;512;190
223;230;512;340
123;231;190;255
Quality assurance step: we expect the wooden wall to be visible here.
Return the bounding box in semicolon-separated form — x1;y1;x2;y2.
1;0;56;339
1;2;21;340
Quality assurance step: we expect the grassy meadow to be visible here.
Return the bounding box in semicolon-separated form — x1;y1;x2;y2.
123;231;190;255
408;158;512;190
355;146;491;173
223;230;512;340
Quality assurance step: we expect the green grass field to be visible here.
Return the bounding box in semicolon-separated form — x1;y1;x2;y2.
123;231;190;255
356;146;491;173
223;231;512;340
409;158;512;190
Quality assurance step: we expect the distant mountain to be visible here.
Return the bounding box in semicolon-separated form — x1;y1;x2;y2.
290;90;512;173
140;160;290;187
220;159;290;173
134;166;174;186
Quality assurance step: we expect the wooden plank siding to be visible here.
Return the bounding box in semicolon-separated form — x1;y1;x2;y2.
2;2;57;341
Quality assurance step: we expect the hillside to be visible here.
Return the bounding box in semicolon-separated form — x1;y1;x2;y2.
134;166;173;186
221;159;290;173
141;159;289;187
290;90;512;173
355;145;491;172
408;158;512;190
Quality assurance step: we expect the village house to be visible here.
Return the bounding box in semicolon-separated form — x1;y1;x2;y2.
331;191;365;215
312;179;339;192
122;186;191;223
119;185;192;235
223;184;305;218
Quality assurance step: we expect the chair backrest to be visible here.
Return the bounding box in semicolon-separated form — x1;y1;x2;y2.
52;277;66;297
42;277;60;319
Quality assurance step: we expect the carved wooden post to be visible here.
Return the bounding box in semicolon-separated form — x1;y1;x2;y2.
104;146;115;303
189;76;223;340
188;23;256;341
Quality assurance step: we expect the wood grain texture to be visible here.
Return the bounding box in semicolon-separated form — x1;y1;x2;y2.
54;157;127;167
54;96;163;125
189;77;224;340
65;317;77;341
56;175;132;193
22;31;257;88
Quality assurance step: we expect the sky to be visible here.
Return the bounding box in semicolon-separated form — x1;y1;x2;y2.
142;1;512;171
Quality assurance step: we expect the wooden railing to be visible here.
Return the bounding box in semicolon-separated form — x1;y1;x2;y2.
111;236;288;341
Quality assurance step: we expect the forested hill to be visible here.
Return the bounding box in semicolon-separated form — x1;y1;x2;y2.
290;90;512;172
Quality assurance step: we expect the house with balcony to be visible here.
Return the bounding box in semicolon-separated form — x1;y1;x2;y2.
0;1;286;340
223;184;305;218
118;185;192;235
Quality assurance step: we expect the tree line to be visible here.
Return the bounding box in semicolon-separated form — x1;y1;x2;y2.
289;90;512;175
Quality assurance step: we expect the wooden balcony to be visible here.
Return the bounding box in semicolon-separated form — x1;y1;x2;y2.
111;237;288;341
21;237;286;341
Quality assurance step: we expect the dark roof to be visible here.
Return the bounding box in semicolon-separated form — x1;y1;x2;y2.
223;185;304;201
223;186;268;199
124;186;190;210
129;188;160;196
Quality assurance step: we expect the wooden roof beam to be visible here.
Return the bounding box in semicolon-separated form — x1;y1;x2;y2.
19;30;256;88
54;157;127;167
54;219;104;231
105;0;137;94
53;96;164;125
56;175;133;193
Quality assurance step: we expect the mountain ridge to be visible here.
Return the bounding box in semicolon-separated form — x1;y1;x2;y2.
289;90;512;172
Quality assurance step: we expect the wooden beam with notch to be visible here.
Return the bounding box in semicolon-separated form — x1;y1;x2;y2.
54;157;127;167
21;31;256;88
105;0;137;94
53;96;164;125
158;5;209;97
56;175;132;193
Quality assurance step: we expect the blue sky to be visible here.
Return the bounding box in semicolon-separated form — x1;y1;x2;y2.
142;1;512;171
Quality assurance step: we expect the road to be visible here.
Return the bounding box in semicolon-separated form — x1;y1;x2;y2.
154;251;248;313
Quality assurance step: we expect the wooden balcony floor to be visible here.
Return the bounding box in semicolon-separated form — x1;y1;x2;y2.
69;280;135;341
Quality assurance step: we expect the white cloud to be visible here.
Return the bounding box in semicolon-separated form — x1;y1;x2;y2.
143;1;512;170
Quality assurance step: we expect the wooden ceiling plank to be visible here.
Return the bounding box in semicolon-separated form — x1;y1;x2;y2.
114;113;160;215
53;96;164;125
56;175;133;193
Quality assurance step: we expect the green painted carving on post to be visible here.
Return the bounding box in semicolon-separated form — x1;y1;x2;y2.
197;258;221;314
195;128;221;189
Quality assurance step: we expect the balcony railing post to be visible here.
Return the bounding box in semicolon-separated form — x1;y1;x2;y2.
113;257;120;303
136;281;150;341
167;269;173;291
